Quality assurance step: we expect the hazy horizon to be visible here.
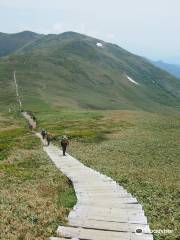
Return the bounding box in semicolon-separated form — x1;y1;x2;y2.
0;0;180;64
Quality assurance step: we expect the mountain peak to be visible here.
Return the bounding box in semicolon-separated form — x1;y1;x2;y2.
0;30;42;57
15;30;40;37
58;31;90;40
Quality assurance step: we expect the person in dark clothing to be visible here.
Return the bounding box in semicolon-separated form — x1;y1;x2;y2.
46;134;51;146
60;136;69;156
41;129;47;139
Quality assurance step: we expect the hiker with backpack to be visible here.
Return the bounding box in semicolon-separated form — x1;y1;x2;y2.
60;136;69;156
46;133;51;146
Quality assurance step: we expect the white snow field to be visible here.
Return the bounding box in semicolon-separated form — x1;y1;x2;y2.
96;42;103;47
126;75;139;85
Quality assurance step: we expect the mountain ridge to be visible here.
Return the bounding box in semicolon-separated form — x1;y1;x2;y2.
0;31;180;113
0;31;43;57
152;60;180;78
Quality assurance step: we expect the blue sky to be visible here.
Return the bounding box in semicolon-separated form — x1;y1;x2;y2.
0;0;180;64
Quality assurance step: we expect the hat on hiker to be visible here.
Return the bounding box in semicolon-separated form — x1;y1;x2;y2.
61;135;68;140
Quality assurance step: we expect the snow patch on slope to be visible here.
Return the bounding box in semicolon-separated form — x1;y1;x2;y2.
96;42;103;48
126;75;139;85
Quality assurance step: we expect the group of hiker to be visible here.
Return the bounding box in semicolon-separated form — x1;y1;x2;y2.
40;129;69;156
40;129;51;146
26;113;69;156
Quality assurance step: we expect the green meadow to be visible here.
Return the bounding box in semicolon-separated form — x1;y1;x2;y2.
0;31;180;240
0;112;76;240
35;107;180;240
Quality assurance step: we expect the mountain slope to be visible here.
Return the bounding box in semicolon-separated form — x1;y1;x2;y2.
0;31;180;112
152;60;180;78
0;31;43;57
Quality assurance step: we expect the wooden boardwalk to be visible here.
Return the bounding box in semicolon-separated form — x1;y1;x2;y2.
44;144;153;240
23;112;153;240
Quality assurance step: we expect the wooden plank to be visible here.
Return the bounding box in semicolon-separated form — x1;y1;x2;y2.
71;206;145;216
68;214;147;225
57;226;153;240
49;238;66;240
75;202;143;210
68;219;151;234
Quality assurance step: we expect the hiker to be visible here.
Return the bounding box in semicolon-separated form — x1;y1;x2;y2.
60;136;69;156
46;133;51;146
41;129;47;139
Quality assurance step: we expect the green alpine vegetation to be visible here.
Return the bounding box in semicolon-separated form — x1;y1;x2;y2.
0;31;43;57
0;31;179;240
0;112;76;240
30;108;180;240
0;31;180;112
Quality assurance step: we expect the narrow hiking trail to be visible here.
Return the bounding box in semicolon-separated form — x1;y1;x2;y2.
22;112;36;129
23;112;153;240
13;71;22;109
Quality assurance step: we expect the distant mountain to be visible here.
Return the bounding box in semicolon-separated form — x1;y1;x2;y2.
0;31;180;112
152;60;180;78
0;31;43;57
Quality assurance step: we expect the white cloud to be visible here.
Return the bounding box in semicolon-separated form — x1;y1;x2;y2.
52;22;86;34
106;33;115;41
53;23;65;33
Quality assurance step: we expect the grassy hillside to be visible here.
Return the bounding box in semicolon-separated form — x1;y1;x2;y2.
0;31;43;57
35;107;180;240
0;106;179;240
0;31;179;240
0;112;76;239
0;31;180;113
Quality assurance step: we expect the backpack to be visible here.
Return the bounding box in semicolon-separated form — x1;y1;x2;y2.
61;139;69;145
